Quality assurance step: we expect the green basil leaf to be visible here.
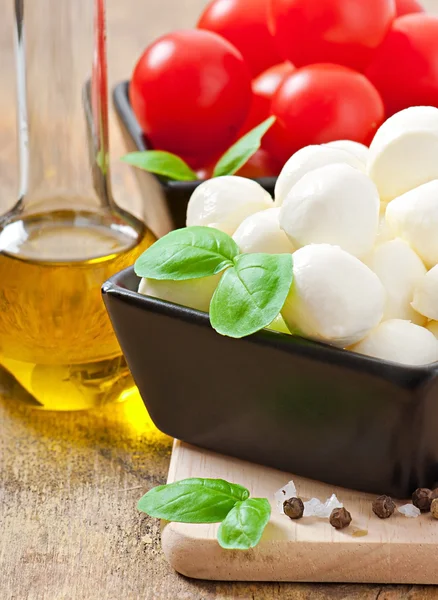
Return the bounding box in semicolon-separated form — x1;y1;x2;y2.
212;116;276;178
134;226;240;280
217;498;271;550
137;478;250;523
210;253;293;338
121;150;198;181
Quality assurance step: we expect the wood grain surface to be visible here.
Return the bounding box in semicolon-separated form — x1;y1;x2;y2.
1;0;438;598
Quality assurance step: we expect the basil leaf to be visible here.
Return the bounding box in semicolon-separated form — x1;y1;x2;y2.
137;478;250;523
217;498;271;550
134;226;240;280
121;150;198;181
212;117;276;178
210;253;293;338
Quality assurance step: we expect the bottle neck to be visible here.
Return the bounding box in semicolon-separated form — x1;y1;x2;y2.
13;0;113;215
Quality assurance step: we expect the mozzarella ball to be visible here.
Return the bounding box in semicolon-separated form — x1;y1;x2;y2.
138;274;220;313
367;106;438;202
426;321;438;340
325;140;369;165
281;244;385;348
232;208;295;254
279;163;379;259
274;145;365;206
411;265;438;320
350;320;438;366
186;176;273;235
366;239;426;325
386;179;438;268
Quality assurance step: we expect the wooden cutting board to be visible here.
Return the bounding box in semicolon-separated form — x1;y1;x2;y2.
161;440;438;583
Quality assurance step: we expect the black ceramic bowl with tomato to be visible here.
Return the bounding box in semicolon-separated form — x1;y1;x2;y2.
113;82;276;231
103;266;438;499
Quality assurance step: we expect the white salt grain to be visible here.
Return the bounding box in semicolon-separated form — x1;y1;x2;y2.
398;504;421;518
304;494;343;518
303;498;323;517
318;494;344;518
275;480;297;514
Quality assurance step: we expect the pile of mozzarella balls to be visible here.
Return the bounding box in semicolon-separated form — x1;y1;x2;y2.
140;106;438;367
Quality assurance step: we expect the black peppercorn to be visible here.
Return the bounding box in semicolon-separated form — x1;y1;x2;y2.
329;507;352;529
412;488;432;512
372;495;396;519
283;497;304;520
431;498;438;519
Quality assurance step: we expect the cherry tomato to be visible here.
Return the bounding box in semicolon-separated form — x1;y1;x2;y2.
262;64;385;164
269;0;396;72
196;166;213;180
239;62;295;135
395;0;424;16
366;15;438;117
130;30;252;167
198;0;280;77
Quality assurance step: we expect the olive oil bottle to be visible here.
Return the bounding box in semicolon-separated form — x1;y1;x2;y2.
1;1;155;409
0;211;155;410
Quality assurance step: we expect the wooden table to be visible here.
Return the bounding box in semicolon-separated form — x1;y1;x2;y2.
1;1;438;598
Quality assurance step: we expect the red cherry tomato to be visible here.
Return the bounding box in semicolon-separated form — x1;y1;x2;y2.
269;0;396;72
395;0;424;16
130;30;252;167
239;62;295;135
366;15;438;117
198;0;280;77
263;64;385;164
196;166;213;180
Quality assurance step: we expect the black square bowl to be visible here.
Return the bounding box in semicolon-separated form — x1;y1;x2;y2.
102;266;438;498
113;81;276;231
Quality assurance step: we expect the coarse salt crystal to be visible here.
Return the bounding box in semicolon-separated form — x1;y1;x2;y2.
398;504;420;518
319;494;343;518
304;494;343;518
303;498;323;517
275;480;297;514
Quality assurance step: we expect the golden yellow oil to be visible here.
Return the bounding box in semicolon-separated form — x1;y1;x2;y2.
0;210;156;411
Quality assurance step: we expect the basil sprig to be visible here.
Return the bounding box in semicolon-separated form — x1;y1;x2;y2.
213;116;276;177
134;226;239;281
121;150;198;181
138;478;271;550
121;117;276;181
217;498;271;550
134;226;293;339
210;253;293;337
137;478;249;523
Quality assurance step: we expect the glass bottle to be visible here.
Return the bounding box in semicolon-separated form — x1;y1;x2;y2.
0;0;155;410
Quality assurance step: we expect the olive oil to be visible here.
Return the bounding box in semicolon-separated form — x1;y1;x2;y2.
0;210;155;410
